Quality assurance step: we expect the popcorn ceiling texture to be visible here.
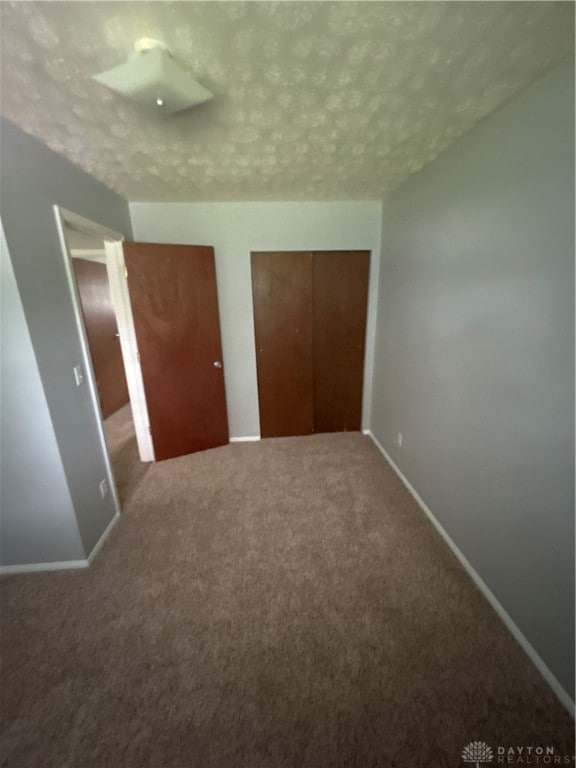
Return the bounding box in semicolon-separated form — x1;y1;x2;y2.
0;1;573;202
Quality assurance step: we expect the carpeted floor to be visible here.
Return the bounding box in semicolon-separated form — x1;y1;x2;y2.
0;433;573;767
103;402;149;505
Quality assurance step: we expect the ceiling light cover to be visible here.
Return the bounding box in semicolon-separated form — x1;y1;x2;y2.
92;46;213;115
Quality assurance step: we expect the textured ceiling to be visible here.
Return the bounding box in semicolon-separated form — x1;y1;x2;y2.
1;1;573;202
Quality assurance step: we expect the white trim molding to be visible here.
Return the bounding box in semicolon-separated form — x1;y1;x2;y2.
104;242;154;462
229;436;261;443
0;513;120;576
70;248;107;263
55;206;124;243
0;560;88;576
53;205;125;519
86;512;120;565
364;429;575;716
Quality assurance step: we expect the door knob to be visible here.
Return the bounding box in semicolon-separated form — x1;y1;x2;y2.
213;361;222;368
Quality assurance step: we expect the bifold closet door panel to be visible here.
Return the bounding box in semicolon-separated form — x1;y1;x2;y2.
313;250;370;433
251;252;314;438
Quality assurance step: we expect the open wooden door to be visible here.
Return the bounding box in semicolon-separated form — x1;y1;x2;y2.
122;242;229;461
72;258;129;419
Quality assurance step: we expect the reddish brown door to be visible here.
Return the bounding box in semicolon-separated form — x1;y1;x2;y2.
313;251;370;433
73;258;129;419
123;243;229;461
251;252;314;438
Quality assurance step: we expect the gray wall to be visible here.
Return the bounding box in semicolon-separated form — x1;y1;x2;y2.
1;223;84;565
371;63;574;699
0;118;133;562
130;202;382;438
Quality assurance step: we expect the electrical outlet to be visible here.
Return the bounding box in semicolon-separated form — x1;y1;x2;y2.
397;432;403;448
99;479;108;499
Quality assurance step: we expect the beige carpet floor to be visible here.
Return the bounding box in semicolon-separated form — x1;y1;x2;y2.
0;433;573;767
103;403;149;505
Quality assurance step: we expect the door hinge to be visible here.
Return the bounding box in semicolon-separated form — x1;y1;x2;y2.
123;265;128;278
136;351;141;363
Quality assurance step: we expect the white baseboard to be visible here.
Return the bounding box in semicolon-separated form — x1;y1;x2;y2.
364;429;575;716
229;436;260;443
0;559;87;576
0;513;120;576
86;512;119;564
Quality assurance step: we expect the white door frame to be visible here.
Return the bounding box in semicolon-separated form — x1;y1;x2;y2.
53;206;154;517
103;240;154;462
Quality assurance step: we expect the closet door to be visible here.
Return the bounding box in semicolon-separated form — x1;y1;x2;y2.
313;251;370;433
251;252;314;438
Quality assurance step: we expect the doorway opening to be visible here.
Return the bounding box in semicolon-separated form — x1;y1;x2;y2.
56;208;229;486
54;207;153;510
69;230;149;504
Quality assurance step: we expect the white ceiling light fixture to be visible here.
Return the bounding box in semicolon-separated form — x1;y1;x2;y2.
92;38;213;115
